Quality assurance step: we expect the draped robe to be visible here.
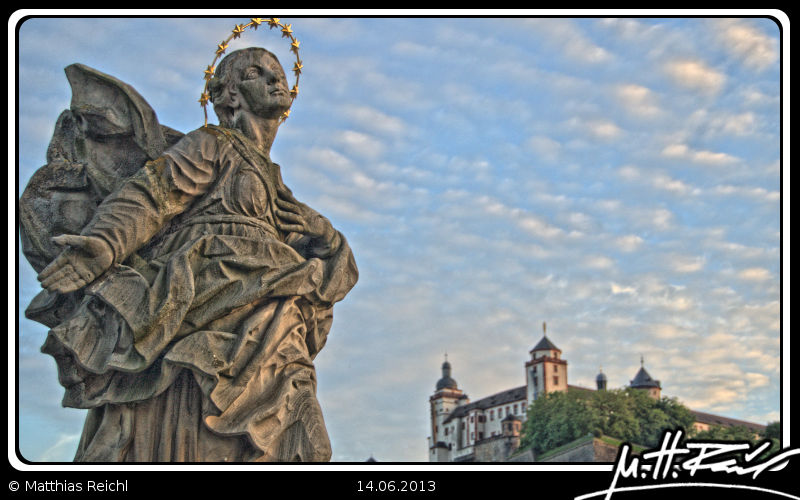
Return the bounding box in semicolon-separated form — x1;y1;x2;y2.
39;125;358;462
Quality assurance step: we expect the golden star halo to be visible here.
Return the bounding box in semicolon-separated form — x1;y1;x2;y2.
200;18;303;127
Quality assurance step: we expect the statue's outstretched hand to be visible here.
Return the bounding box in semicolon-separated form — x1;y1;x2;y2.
275;185;335;242
38;235;114;293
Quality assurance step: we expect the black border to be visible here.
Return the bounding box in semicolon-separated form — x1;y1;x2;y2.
9;9;793;500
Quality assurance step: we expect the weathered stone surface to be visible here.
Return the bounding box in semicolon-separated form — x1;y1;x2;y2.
473;435;521;462
21;48;358;462
538;436;621;463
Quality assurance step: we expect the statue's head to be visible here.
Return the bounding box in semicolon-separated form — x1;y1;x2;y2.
208;47;292;127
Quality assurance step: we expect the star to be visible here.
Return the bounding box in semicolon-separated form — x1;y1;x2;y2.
281;24;293;38
232;24;245;39
250;18;264;28
290;39;300;54
281;109;291;121
203;65;216;80
268;18;280;29
293;61;303;76
198;92;211;106
289;85;299;98
216;41;229;56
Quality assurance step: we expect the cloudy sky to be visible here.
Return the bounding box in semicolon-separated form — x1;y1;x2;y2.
13;13;784;463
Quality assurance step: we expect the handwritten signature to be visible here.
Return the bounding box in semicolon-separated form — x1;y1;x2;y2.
575;429;800;499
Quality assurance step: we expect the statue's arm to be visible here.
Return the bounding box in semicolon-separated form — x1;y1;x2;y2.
38;128;223;293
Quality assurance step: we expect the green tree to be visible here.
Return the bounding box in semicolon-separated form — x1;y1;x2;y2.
763;421;781;458
593;388;639;443
657;396;696;431
765;421;780;441
693;424;757;442
628;389;669;446
650;395;696;443
692;422;781;459
519;390;599;456
520;388;699;457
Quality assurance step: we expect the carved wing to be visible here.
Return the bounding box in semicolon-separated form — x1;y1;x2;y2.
20;63;184;325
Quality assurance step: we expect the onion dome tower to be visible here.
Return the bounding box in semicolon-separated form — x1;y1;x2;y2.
436;356;458;391
596;367;608;391
429;354;466;462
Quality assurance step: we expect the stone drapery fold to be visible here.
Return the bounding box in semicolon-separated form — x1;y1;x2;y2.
39;126;357;462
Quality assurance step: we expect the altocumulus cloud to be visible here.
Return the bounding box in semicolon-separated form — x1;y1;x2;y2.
714;18;778;72
664;59;727;94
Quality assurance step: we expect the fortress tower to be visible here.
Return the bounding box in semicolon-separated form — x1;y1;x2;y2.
596;367;607;391
428;355;468;461
630;356;661;399
525;322;568;405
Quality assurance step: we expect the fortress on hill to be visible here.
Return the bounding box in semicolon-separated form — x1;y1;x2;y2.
427;324;766;462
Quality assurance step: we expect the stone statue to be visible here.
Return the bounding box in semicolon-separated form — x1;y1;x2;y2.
19;46;358;462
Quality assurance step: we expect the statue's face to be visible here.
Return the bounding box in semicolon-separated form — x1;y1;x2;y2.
233;51;292;120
